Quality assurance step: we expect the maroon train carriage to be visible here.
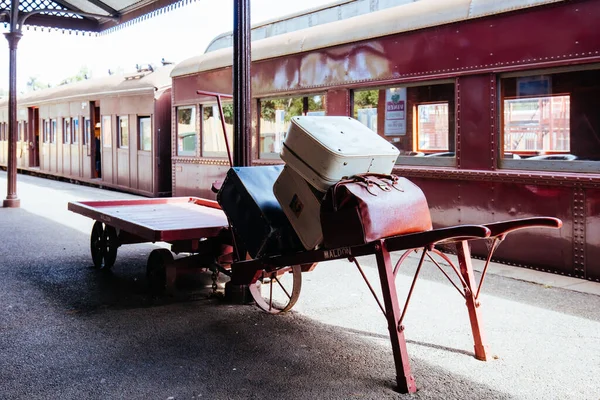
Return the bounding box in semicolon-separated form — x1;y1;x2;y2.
0;65;173;197
170;0;600;281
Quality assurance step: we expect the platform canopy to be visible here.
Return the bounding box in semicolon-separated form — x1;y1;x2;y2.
0;0;199;34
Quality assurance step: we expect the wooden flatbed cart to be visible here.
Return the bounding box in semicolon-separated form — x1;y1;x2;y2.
68;196;560;393
67;197;232;293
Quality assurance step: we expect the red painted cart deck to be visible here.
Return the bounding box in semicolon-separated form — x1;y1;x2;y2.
68;197;228;242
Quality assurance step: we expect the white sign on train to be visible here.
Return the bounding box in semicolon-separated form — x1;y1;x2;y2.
384;87;407;136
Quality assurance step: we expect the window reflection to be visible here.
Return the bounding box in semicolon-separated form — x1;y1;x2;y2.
202;103;233;157
353;83;455;162
259;95;325;157
501;69;600;168
177;106;196;156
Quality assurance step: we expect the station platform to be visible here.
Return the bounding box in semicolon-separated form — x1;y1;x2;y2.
1;171;599;399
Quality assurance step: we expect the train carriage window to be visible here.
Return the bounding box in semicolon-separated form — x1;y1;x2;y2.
43;120;49;143
51;119;57;143
18;121;23;142
139;117;152;151
500;68;600;173
177;106;197;156
201;103;233;158
63;118;70;144
259;94;325;158
102;116;112;148
353;83;455;166
118;116;129;149
72;118;79;144
83;119;90;146
416;103;449;152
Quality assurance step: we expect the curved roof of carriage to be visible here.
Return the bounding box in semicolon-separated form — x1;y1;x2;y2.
1;65;173;107
172;0;565;78
204;0;390;53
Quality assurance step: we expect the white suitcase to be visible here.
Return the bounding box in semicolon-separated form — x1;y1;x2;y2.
281;116;400;192
273;166;324;250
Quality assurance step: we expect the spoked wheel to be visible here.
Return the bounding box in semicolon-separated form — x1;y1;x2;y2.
393;247;455;277
90;221;119;270
249;265;302;314
146;249;175;294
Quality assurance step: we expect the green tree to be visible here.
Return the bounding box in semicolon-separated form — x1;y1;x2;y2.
26;76;50;92
59;66;91;85
353;89;379;117
260;97;304;122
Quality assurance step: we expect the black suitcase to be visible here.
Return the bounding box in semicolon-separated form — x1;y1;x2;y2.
217;166;303;259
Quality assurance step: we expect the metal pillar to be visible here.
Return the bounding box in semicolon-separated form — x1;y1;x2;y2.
3;0;21;208
232;0;252;167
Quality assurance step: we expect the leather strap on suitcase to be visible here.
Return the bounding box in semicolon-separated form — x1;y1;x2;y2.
320;174;432;248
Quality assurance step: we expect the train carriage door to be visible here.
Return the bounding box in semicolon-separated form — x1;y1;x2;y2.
28;107;40;168
90;103;101;179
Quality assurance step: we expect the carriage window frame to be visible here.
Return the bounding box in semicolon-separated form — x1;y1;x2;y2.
258;93;326;159
139;116;152;152
352;80;456;167
201;103;233;158
63;118;71;144
51;119;57;143
498;65;600;173
176;105;197;157
42;120;49;143
17;121;23;142
102;115;112;148
71;118;79;144
118;115;129;149
415;102;450;153
83;119;90;145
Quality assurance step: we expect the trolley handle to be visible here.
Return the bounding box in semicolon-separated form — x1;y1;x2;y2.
483;217;562;240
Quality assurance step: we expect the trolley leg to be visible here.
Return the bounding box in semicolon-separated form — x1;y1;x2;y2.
375;240;417;394
455;240;489;361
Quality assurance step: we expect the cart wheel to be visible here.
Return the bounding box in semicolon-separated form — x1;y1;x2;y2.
392;249;417;277
147;249;175;294
90;221;119;270
249;265;302;314
393;248;455;277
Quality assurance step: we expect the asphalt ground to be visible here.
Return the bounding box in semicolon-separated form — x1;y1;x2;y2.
1;171;599;400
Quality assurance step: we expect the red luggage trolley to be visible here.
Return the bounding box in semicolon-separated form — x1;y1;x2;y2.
68;195;560;393
69;91;562;393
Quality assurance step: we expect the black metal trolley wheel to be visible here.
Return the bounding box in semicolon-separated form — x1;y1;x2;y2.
249;265;302;314
90;221;119;270
146;248;175;294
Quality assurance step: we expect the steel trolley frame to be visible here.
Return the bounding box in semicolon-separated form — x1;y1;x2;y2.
69;196;560;393
227;217;562;393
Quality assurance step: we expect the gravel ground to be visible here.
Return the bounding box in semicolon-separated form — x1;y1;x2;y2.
1;171;599;400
